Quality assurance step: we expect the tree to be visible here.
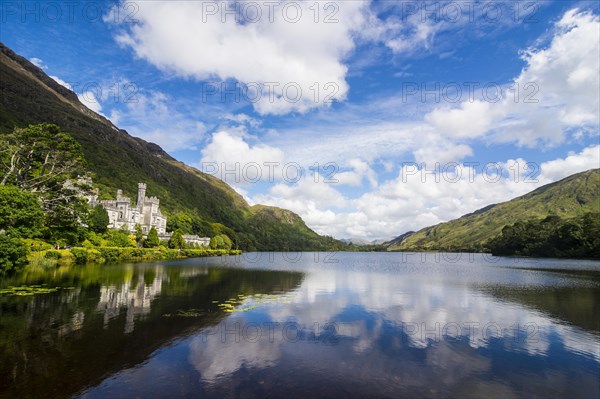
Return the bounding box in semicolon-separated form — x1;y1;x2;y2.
87;205;109;233
145;227;159;248
0;124;91;243
0;185;44;238
210;235;221;250
220;234;233;250
167;212;193;234
0;124;86;191
168;229;186;249
0;235;28;275
134;224;144;247
209;234;232;250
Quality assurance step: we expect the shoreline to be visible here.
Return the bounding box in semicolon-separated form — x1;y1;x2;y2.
27;247;242;267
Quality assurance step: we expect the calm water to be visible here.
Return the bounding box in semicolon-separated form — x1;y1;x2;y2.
1;252;599;399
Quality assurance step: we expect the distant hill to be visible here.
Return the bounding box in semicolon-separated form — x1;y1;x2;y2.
340;238;372;246
341;237;395;246
387;169;600;252
0;42;345;251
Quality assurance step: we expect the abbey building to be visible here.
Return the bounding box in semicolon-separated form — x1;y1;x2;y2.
90;183;167;234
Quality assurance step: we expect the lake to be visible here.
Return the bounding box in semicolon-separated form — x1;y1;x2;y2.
1;252;599;398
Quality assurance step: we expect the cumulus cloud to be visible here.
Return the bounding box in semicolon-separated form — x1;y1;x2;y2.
540;145;600;181
108;0;375;115
200;129;286;185
424;100;502;139
423;8;600;147
334;159;378;188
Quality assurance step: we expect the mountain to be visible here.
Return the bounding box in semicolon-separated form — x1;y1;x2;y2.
340;238;372;246
341;237;395;246
388;169;600;252
0;42;345;251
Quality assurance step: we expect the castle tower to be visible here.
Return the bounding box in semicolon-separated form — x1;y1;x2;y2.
137;183;147;208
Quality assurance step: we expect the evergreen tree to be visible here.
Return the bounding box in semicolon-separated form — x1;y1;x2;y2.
168;229;186;249
145;227;160;248
134;224;144;246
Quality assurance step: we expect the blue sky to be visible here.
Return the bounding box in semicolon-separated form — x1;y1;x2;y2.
2;1;599;239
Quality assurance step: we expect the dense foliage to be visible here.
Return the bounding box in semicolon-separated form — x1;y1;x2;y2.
0;124;91;244
168;229;186;249
0;236;27;275
87;205;109;233
487;213;600;259
144;227;160;248
0;185;44;238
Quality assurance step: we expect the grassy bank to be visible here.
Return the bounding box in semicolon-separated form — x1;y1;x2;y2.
28;247;241;267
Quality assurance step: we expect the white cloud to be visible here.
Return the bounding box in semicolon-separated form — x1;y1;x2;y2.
78;90;102;113
335;159;378;188
424;100;502;139
251;145;598;240
108;109;121;125
30;57;47;69
422;8;600;147
540;145;600;181
200;129;286;185
109;0;374;115
50;75;72;90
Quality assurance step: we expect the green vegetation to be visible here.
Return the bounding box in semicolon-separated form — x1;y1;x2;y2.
168;229;186;249
0;236;28;275
0;185;44;238
210;233;233;250
32;246;240;267
388;169;600;253
87;205;109;233
215;292;293;313
487;213;600;259
145;227;160;248
0;43;347;254
0;284;64;296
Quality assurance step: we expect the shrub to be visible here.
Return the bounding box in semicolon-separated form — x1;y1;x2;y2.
99;248;121;263
70;247;88;264
44;250;62;259
21;238;52;252
87;249;103;263
0;235;28;275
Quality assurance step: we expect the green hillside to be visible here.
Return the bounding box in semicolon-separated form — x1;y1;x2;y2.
388;169;600;252
0;42;344;251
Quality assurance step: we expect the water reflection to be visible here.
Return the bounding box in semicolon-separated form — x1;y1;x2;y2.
0;261;304;399
97;267;166;333
178;256;599;398
1;253;599;399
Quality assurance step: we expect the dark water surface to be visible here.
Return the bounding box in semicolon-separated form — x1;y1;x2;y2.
1;252;599;398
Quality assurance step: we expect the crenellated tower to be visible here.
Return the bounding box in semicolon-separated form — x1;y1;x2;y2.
137;183;147;209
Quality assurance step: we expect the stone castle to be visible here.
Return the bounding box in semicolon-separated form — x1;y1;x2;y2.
87;182;211;247
90;183;167;235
